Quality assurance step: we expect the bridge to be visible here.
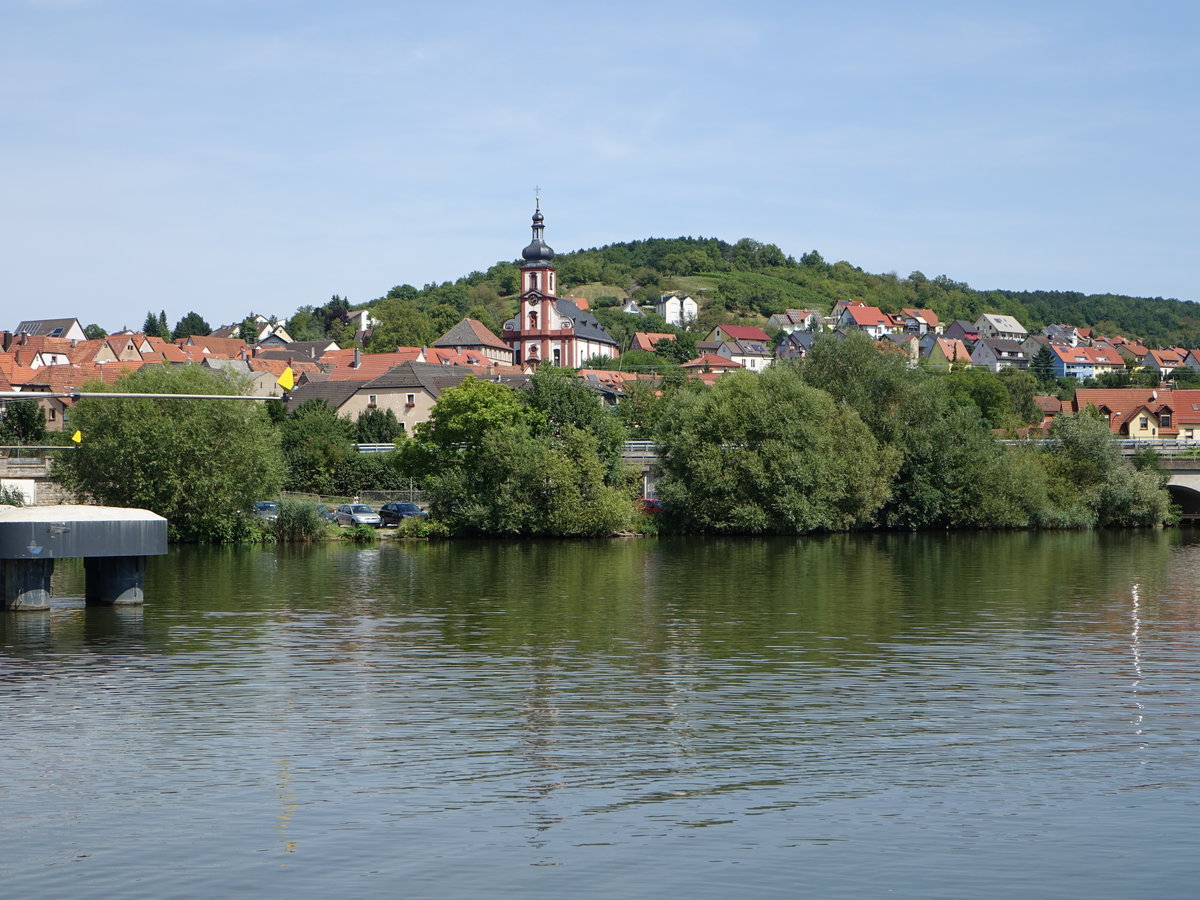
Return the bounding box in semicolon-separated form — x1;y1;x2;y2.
357;439;1200;511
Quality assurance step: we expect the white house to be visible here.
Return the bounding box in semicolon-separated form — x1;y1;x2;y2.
656;293;698;327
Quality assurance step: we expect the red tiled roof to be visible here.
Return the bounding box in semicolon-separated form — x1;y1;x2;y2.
631;332;676;352
176;335;248;358
718;325;771;341
900;307;940;328
682;353;743;370
843;304;891;328
320;348;425;380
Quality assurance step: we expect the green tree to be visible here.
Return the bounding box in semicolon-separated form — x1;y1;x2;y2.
1030;346;1056;386
0;400;47;444
1046;407;1172;526
524;366;627;484
413;377;630;536
83;323;107;340
281;398;356;493
172;311;212;340
141;310;165;339
355;407;403;444
656;365;898;533
53;365;284;542
800;332;911;442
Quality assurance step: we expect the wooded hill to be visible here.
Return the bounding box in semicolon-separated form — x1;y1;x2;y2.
285;237;1200;351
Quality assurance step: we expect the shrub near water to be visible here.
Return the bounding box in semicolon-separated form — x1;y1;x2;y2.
273;500;330;542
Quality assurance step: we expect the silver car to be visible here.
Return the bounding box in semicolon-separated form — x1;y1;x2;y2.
334;503;382;527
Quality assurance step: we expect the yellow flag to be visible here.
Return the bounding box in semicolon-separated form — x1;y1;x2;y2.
277;367;295;392
71;430;82;444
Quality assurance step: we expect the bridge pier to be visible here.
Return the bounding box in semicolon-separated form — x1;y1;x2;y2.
0;557;54;611
0;506;167;612
84;556;147;606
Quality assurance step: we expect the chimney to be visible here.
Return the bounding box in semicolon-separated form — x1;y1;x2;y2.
353;347;361;368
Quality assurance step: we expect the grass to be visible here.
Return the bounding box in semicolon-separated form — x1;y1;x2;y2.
561;282;629;301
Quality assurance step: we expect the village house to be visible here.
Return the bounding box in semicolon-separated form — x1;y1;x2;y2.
836;303;892;339
716;338;774;371
705;324;771;345
896;308;942;335
13;318;87;342
630;332;677;353
432;317;514;365
970;338;1029;372
775;331;814;361
921;336;969;372
656;293;698;328
1143;348;1187;379
973;313;1028;342
1073;387;1200;441
766;309;820;333
1042;323;1086;346
944;319;980;344
1049;344;1125;380
681;353;743;375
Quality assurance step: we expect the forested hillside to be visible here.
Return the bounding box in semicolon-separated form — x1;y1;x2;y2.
284;237;1200;350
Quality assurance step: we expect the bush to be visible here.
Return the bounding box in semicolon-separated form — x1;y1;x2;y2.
342;523;378;543
0;484;26;507
274;500;331;542
395;516;449;539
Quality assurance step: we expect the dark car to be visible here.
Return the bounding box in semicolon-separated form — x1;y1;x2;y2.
379;502;429;526
314;504;336;522
254;501;280;521
640;498;663;513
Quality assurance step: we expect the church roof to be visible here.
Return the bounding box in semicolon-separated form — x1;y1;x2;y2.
555;298;617;346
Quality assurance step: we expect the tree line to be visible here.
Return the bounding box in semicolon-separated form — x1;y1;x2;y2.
49;339;1174;541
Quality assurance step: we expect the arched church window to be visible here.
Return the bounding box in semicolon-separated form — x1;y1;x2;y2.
528;311;538;329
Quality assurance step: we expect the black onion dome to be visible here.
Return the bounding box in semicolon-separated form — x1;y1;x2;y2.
521;206;554;263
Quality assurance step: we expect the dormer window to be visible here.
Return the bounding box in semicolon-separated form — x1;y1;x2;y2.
1160;414;1172;428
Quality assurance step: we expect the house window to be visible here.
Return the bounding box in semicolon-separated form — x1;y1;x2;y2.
48;408;56;421
1140;416;1149;428
406;394;415;406
1160;414;1172;428
368;394;377;406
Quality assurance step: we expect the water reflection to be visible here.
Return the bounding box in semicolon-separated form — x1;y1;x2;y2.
3;530;1200;898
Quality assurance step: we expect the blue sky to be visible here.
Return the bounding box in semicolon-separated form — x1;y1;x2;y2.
4;0;1197;331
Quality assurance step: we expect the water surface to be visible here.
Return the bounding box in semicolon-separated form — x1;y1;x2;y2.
3;531;1199;897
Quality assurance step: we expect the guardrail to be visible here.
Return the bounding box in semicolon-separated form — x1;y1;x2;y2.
353;438;1200;461
998;439;1200;457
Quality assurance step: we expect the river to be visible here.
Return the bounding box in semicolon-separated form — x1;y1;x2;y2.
3;531;1199;898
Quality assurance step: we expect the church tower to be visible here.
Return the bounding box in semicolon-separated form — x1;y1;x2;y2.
502;199;619;369
506;200;561;366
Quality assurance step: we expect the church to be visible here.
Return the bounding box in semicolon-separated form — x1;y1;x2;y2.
502;204;619;368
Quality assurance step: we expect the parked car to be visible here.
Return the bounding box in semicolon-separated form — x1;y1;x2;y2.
314;504;337;522
378;502;429;526
640;498;663;513
334;504;382;527
254;501;280;521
